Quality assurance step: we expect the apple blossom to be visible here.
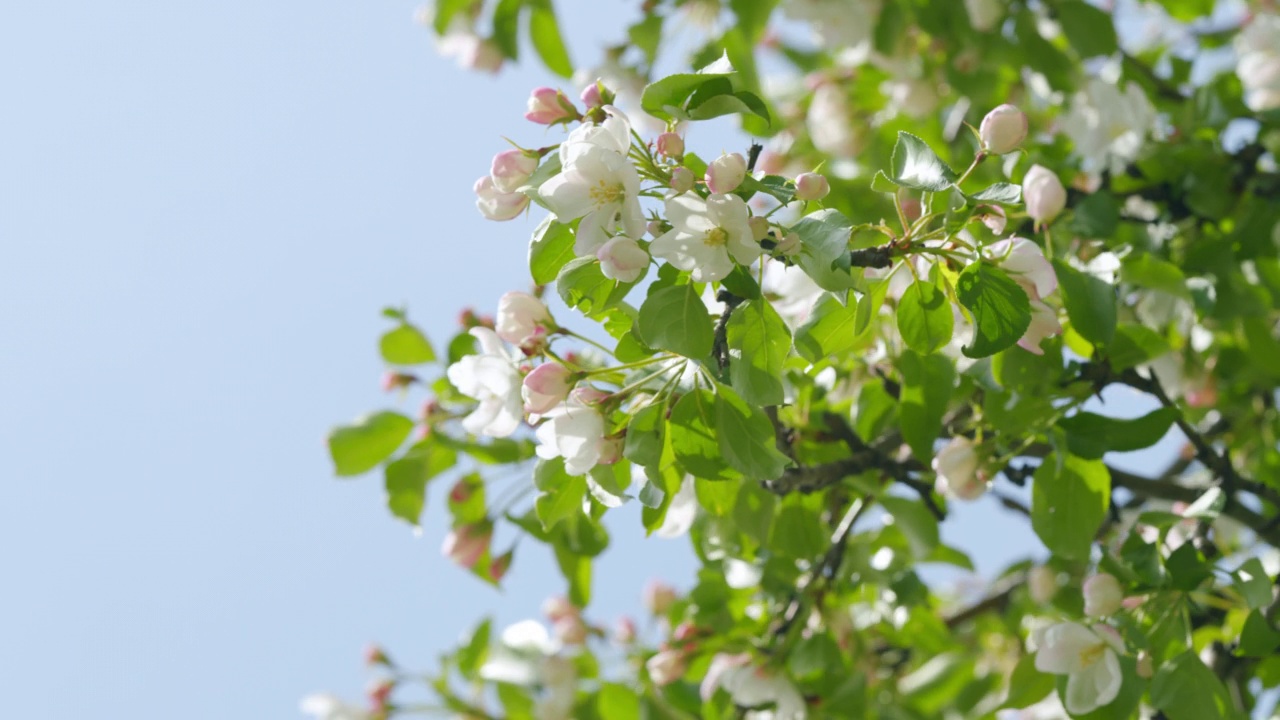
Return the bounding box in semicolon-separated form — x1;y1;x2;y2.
1237;14;1280;112
932;436;988;501
447;327;523;437
540;143;645;254
1034;621;1125;715
1083;573;1124;617
986;238;1057;300
596;235;649;283
655;475;697;539
705;152;747;194
1028;565;1058;604
669;166;695;193
705;656;807;719
656;131;684;159
495;291;552;346
300;693;370;720
807;81;861;158
644;579;677;615
490;149;538;193
614;617;636;644
645;648;687;686
774;231;801;257
534;397;607;476
488;550;512;582
442;522;492;568
1019;299;1062;354
552;614;588;645
979;104;1027;155
474;176;529;221
522;362;573;415
964;0;1001;31
1022;164;1066;226
650;192;760;282
976;204;1007;234
433;19;504;74
597;434;623;465
794;171;830;201
1063;78;1157;172
524;87;578;125
579;79;615;109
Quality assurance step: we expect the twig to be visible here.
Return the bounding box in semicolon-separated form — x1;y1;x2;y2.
849;245;894;268
712;290;744;374
824;412;945;520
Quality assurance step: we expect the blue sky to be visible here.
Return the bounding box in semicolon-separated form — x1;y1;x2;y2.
0;2;1180;717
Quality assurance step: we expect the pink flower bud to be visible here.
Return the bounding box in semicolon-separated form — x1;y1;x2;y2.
523;363;573;415
381;371;416;392
1028;565;1058;604
976;204;1007;234
488;549;513;582
645;648;687;686
490;149;538;193
1023;164;1067;225
614;617;637;644
656;132;685;159
748;216;770;242
474;176;529;221
1083;573;1124;617
449;476;479;506
670;166;695;193
580;84;603;108
571;386;610;406
553;614;588;645
755;149;785;175
598;435;624;465
705;152;747;194
442;523;491;568
366;679;394;711
932;437;987;501
775;231;801;256
542;595;578;622
644;580;677;615
673;621;698;642
495;291;552;345
596;236;649;283
979;104;1028;154
794;172;830;201
524;87;578;125
364;644;393;668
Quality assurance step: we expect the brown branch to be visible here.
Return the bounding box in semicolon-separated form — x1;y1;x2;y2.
849;245;894;268
712;290;744;374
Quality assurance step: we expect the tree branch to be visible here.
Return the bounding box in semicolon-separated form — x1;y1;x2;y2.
712;289;744;374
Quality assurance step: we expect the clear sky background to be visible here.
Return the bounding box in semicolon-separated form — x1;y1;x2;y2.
0;2;1179;717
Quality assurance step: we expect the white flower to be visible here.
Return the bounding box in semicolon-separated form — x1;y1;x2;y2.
656;474;697;538
884;76;939;119
932;436;987;501
781;0;877;56
646;649;689;686
1236;14;1280;112
480;620;563;685
1022;165;1067;226
535;397;608;476
985;238;1057;299
475;176;530;221
705;152;748;194
650;193;760;282
980;104;1028;155
523;363;574;415
703;654;807;719
964;0;1002;32
1083;573;1124;617
1034;621;1125;715
762;261;823;327
1019;298;1062;355
299;694;370;720
1028;565;1058;604
807;82;861;159
596;235;649;282
1062;78;1157;173
495;291;552;346
447;328;523;437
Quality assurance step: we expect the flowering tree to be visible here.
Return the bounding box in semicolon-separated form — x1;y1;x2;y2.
311;0;1280;718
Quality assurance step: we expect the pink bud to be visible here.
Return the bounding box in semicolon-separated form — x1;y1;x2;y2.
1083;573;1124;617
525;87;578;125
495;291;552;345
442;524;491;569
748;216;770;242
657;132;685;159
644;580;677;615
596;236;649;283
580;84;603;108
705;152;747;194
794;172;830;201
979;104;1028;154
542;595;578;622
366;679;394;711
381;371;416;392
669;167;695;193
598;435;624;465
755;149;785;175
364;644;393;668
775;231;801;256
673;621;698;642
614;617;637;644
571;386;610;406
553;614;588;645
932;437;987;501
976;204;1007;234
1023;164;1066;225
448;476;478;506
488;549;513;582
474;176;529;221
523;363;573;415
490;149;538;193
645;648;687;686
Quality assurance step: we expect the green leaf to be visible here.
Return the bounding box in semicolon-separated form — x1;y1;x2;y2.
880;496;940;558
1031;454;1109;560
432;0;472;34
379;323;436;365
557;256;631;317
490;0;523;60
890;132;956;192
526;0;572;77
898;350;954;462
553;542;592;605
1060;657;1146;720
956;262;1032;358
795;293;860;363
534;458;588;531
1001;655;1055;709
596;683;641;720
328;411;415;477
871;170;898;194
1057;0;1118;58
726;299;791;405
1165;542;1212;591
1108;324;1170;370
1239;610;1280;657
968;183;1022;205
669;389;739;481
897;280;954;354
792;209;859;292
1233;558;1273;610
624;403;666;467
639;56;769;124
1056;408;1177;459
695;476;739;516
455;618;491;680
714;383;789;481
771;504;828;558
1053;259;1116;346
637;283;714;359
1150;652;1235;720
529;216;576;285
384;440;456;525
